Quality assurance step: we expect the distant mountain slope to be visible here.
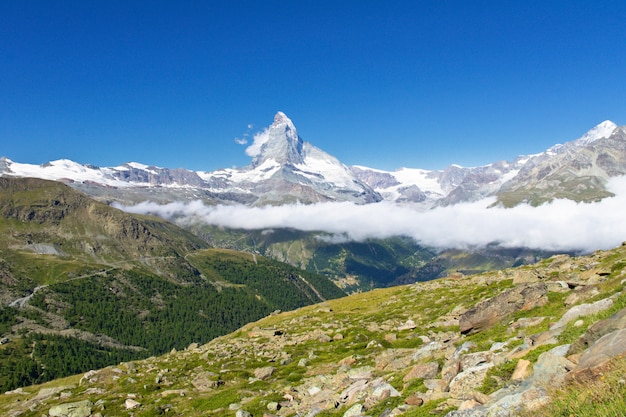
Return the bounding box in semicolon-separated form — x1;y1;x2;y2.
0;177;344;391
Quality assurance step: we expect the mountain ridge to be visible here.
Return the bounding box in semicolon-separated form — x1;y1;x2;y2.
2;114;624;209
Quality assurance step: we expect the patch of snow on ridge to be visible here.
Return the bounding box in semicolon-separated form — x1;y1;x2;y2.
7;159;131;187
296;144;360;189
392;168;443;195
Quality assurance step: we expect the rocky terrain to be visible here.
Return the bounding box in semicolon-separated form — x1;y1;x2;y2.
2;241;625;417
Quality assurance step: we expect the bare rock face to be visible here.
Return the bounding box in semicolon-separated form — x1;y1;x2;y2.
459;283;548;334
569;328;626;382
569;306;626;354
448;363;494;400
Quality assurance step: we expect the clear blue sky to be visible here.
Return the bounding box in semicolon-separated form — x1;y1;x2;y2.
2;1;625;171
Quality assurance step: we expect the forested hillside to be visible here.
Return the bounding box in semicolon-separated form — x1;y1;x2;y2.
0;178;344;391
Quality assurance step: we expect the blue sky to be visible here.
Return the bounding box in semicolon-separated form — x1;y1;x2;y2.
2;1;625;172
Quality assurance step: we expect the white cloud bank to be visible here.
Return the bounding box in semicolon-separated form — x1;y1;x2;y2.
113;176;626;253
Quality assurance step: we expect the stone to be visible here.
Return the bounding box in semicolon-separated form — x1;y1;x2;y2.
385;333;397;342
458;399;480;410
472;391;490;405
339;355;356;367
404;394;424;406
531;352;575;388
569;328;626;382
254;366;276;380
236;410;252;417
347;366;373;380
371;384;393;401
342;403;363;417
460;351;493;371
550;298;614;330
191;371;221;391
267;402;280;411
125;399;141;410
511;269;542;285
441;359;460;387
570;306;626;355
49;400;93;417
512;316;545;329
424;378;446;392
459;283;548;334
511;359;531;381
35;386;75;401
403;362;439;382
448;363;494;400
564;285;600;306
398;319;416;331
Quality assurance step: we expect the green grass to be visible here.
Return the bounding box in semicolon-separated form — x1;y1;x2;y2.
479;359;519;394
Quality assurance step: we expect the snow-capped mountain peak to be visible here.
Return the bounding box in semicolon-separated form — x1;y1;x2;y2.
574;120;617;146
548;120;618;155
252;111;304;167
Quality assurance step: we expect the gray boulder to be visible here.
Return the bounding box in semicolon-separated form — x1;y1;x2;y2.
459;284;548;334
569;306;626;354
569;328;626;382
48;400;93;417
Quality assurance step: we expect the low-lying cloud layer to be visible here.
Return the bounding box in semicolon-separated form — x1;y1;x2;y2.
114;177;626;253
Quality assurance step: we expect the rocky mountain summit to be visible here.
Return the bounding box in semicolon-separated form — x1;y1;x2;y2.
1;114;625;208
3;241;625;417
199;112;382;205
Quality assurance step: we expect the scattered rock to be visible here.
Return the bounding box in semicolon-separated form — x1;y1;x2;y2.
254;367;276;381
449;363;494;400
403;362;439;382
570;306;626;354
124;398;141;410
49;400;93;417
398;319;416;331
267;401;280;411
342;403;363;417
404;394;424;406
511;359;531;381
550;298;614;330
459;283;548;334
530;351;575;388
459;351;493;371
236;410;252;417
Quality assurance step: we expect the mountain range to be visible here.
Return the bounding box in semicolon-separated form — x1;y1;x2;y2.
2;113;625;208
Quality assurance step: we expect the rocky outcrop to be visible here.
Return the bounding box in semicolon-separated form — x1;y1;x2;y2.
459;283;548;334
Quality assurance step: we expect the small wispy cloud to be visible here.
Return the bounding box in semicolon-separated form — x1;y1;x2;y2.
233;123;255;146
113;176;626;254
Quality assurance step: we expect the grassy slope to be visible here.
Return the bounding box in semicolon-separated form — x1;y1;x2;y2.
2;242;624;416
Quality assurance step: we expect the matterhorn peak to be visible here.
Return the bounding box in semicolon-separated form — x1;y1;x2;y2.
252;112;304;167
